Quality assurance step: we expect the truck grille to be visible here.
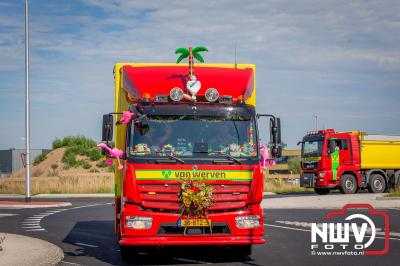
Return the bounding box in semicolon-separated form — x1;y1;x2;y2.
157;222;230;235
138;182;251;213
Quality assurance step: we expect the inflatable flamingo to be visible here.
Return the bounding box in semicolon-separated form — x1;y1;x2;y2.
97;143;124;170
260;145;276;170
116;111;135;125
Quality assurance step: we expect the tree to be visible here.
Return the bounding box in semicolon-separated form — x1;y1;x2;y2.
287;156;301;174
175;46;208;78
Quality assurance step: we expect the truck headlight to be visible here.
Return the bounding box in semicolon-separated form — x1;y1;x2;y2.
319;173;325;177
235;215;261;229
125;216;152;229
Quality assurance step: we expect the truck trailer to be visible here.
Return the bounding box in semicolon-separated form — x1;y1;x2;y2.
101;61;281;257
299;128;400;194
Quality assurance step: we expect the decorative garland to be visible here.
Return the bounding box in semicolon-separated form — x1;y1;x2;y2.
179;176;213;218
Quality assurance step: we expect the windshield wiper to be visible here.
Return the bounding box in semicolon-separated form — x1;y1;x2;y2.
212;153;242;165
167;154;185;164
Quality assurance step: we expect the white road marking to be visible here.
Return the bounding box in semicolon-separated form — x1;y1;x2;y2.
60;261;81;265
265;223;400;241
22;225;42;229
25;228;45;232
0;213;18;218
20;203;112;232
75;242;99;248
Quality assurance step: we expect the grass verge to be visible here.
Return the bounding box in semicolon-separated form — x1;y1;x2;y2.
0;175;113;194
388;187;400;197
264;178;313;194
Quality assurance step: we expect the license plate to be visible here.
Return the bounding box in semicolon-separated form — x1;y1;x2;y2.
178;218;211;227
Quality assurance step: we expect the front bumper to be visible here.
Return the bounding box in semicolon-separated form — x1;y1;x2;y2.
300;173;315;187
119;204;265;246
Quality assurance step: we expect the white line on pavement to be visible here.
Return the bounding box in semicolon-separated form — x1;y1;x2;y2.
60;261;81;265
75;242;98;248
25;228;45;231
0;213;18;218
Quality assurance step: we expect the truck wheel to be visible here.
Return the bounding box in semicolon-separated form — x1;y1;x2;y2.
314;188;330;195
368;174;386;193
339;174;358;194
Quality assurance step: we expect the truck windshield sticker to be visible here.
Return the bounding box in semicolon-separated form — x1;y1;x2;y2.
331;150;340;180
135;170;253;181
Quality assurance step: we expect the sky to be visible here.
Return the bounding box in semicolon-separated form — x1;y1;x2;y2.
0;0;399;149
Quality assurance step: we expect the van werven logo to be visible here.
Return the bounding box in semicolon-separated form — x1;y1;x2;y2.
310;204;390;256
162;170;172;179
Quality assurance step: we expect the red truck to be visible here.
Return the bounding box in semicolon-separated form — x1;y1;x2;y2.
299;129;400;194
101;61;281;257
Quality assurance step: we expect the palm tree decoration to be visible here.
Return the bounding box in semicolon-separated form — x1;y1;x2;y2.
175;46;208;79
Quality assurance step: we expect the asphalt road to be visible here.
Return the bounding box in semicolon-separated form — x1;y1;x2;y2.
0;197;399;266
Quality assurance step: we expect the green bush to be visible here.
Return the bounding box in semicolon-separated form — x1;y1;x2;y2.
79;160;92;169
87;148;102;161
33;151;49;166
107;164;115;172
96;160;108;168
52;138;63;149
62;152;78;167
53;135;97;149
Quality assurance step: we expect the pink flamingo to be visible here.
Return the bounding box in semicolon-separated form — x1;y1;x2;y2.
260;145;276;170
97;143;124;170
116;111;135;125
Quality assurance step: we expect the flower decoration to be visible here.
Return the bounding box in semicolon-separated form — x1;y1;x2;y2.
179;176;213;217
132;144;151;155
161;144;175;154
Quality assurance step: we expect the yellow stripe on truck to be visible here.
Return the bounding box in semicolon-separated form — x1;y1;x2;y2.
135;170;253;181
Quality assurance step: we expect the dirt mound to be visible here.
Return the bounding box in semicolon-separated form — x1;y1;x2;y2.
11;148;111;178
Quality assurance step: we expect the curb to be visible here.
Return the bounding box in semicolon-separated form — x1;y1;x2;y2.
0;193;114;198
263;192;277;195
0;233;64;265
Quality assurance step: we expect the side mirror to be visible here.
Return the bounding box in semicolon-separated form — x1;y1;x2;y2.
269;117;282;157
297;141;303;146
102;114;113;142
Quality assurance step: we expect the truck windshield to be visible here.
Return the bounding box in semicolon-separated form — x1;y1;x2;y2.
128;115;257;159
301;139;324;158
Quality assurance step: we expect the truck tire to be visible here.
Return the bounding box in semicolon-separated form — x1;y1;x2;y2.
367;173;386;193
314;188;330;195
339;174;358;194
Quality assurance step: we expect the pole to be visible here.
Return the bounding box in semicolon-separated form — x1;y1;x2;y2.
313;114;318;131
25;0;31;202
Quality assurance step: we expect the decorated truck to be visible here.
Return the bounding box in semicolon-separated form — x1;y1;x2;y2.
99;47;281;257
299;128;400;195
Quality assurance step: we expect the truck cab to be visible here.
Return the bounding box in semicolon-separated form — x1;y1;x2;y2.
300;128;400;194
101;63;281;257
299;129;361;194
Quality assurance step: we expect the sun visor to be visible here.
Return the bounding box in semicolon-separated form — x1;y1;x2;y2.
121;65;254;104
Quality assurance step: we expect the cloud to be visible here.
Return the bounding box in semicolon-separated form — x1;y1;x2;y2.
0;0;399;149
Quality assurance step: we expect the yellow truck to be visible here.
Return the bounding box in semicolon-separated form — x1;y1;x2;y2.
299;128;400;194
